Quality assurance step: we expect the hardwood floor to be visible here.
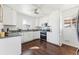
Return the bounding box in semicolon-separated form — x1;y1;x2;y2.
22;39;78;55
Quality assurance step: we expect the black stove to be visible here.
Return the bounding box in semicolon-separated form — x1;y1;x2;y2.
40;31;47;42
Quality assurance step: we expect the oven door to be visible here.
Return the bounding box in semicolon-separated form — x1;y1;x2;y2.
40;31;47;41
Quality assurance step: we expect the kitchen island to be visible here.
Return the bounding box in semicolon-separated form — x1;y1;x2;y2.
0;35;21;55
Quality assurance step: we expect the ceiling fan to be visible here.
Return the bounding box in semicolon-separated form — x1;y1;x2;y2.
34;8;39;14
33;5;41;15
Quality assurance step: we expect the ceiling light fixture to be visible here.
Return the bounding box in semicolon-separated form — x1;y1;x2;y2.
34;8;39;14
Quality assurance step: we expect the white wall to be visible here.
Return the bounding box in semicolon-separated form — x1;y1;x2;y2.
59;11;64;46
61;4;79;11
47;10;60;45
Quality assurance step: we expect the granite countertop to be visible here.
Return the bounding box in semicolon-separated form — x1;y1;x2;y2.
9;29;51;33
9;29;40;32
0;29;51;39
0;35;21;39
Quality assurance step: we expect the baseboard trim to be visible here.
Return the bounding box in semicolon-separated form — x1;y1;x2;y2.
22;39;60;47
22;39;39;45
47;41;60;47
62;43;79;55
76;48;79;55
62;43;78;49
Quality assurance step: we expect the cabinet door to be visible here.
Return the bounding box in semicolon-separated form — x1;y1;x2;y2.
3;5;16;25
11;10;16;25
0;5;3;22
22;32;33;43
3;5;12;25
33;31;40;39
39;17;48;26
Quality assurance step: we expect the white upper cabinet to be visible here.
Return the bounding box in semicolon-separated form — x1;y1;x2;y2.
0;5;3;22
2;5;16;25
38;16;48;26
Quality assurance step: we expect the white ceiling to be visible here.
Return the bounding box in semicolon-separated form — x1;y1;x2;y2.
5;4;79;17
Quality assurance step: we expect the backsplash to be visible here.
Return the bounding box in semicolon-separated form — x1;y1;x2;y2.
3;25;17;31
3;25;37;31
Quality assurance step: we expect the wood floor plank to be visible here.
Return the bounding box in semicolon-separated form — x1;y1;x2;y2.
22;39;78;55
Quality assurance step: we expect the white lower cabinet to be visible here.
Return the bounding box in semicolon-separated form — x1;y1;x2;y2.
21;32;33;43
0;36;21;55
3;5;16;25
33;31;40;39
21;31;40;43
